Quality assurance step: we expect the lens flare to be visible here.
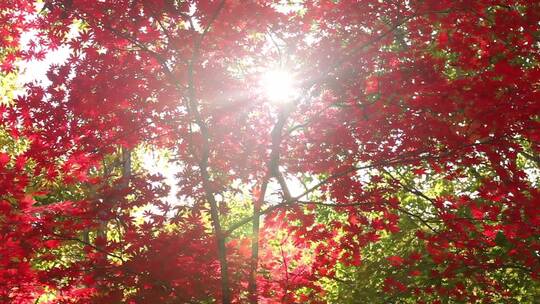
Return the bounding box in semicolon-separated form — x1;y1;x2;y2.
260;69;298;102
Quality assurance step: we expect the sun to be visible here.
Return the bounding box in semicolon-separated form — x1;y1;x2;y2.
260;69;298;102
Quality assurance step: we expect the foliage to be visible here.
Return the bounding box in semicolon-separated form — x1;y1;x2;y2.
0;0;539;303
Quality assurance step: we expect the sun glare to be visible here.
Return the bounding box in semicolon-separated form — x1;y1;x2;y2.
260;69;298;102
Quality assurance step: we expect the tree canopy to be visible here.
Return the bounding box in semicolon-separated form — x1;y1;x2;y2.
1;1;539;303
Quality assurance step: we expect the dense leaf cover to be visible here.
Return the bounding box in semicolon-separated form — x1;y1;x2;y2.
1;0;539;303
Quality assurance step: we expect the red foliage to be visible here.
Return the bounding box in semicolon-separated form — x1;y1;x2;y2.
1;0;539;303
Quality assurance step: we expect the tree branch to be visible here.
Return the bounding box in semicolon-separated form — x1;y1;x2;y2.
184;1;230;303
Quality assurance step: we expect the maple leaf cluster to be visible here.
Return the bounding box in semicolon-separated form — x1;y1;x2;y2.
1;0;539;303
